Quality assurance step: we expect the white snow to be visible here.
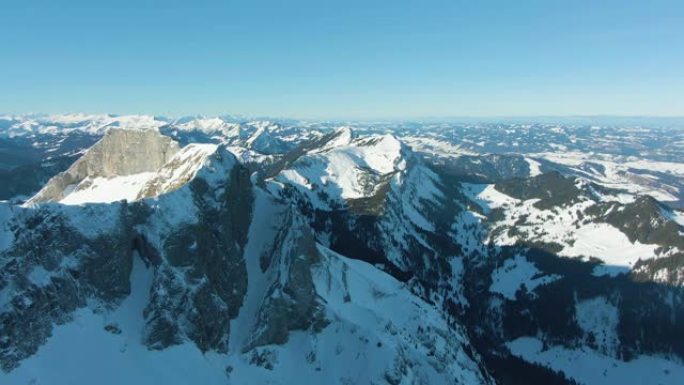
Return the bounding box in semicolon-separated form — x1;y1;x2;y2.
229;188;282;352
402;136;478;157
461;183;518;213
326;151;379;198
525;157;543;177
4;204;488;385
622;159;684;176
274;133;405;205
2;256;229;385
0;114;167;137
27;266;53;288
467;184;660;275
507;336;684;385
319;126;353;150
350;134;404;174
450;210;487;255
175;117;239;136
664;209;684;227
489;255;560;300
57;143;219;205
137;187;200;251
531;151;682;203
226;146;275;165
60;203;124;240
145;143;219;192
307;246;486;385
575;297;619;355
60;172;157;205
392;165;443;232
561;223;658;271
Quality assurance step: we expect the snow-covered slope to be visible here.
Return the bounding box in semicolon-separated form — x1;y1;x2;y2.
2;121;684;385
459;175;684;278
55;143;221;205
25;130;225;205
2;257;231;385
272;131;406;205
0;114;167;137
26;129;180;204
0;129;494;384
507;336;684;385
1;242;488;385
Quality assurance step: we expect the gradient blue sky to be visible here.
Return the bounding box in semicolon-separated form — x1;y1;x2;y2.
1;0;682;119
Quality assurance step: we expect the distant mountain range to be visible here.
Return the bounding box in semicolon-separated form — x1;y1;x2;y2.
1;114;683;385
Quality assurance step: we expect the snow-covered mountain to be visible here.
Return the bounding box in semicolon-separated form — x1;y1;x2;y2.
26;129;221;205
0;115;322;200
1;116;684;385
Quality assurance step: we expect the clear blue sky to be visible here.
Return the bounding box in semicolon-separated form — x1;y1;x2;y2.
1;0;682;119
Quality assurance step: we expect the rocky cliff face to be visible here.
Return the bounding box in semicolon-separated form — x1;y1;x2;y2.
1;138;254;370
141;157;253;352
251;128;684;384
1;129;492;385
0;203;134;371
28;129;180;204
2;125;684;385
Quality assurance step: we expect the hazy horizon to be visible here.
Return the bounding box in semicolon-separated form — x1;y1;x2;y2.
4;112;684;127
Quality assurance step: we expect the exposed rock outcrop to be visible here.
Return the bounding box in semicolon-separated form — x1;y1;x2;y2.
28;129;180;204
143;158;254;352
1;132;255;369
0;204;134;371
243;209;327;351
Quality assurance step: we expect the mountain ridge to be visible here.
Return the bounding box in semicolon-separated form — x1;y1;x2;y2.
1;120;683;385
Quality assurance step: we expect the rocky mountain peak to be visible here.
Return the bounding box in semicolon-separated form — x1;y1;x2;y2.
27;129;182;204
320;126;354;150
3;116;684;385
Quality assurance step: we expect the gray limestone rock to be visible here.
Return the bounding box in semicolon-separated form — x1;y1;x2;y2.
0;206;134;371
243;209;327;352
143;160;254;352
29;129;180;204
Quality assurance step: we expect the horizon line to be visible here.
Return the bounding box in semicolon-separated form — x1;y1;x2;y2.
4;112;684;121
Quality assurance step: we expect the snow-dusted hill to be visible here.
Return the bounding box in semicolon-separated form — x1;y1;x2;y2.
1;117;684;385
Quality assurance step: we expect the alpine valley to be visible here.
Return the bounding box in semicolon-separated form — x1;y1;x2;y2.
1;114;684;385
